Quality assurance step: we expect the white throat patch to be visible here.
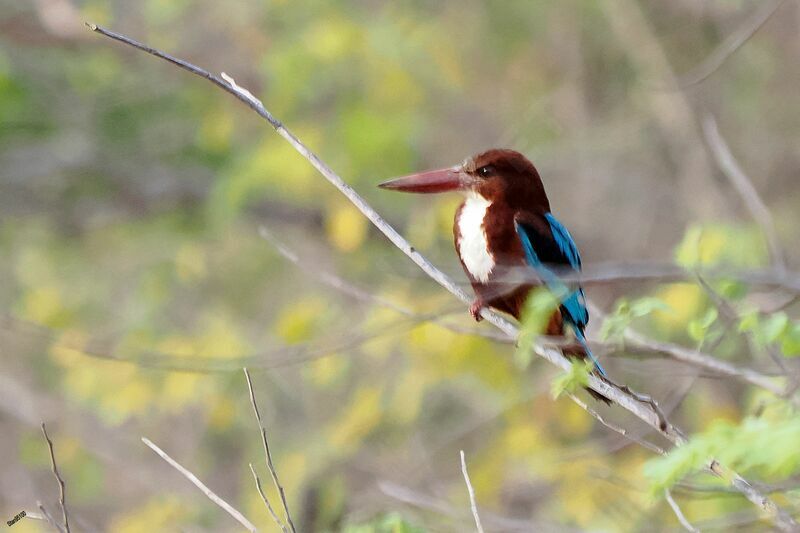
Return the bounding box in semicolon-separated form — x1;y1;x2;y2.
457;193;494;283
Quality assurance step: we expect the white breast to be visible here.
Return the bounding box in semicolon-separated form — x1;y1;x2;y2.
457;194;495;283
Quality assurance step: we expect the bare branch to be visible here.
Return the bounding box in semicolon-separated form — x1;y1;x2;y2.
702;115;786;273
566;393;666;455
709;460;798;532
665;489;701;533
249;463;287;533
36;502;65;533
258;226;513;343
676;0;788;88
88;25;798;531
460;450;484;533
141;437;258;532
243;368;296;533
40;423;70;533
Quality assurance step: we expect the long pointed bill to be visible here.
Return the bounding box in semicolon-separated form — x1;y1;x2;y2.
378;167;463;194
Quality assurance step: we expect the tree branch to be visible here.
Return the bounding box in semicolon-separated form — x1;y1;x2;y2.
41;423;70;533
88;25;798;531
460;450;485;533
243;368;296;533
141;437;258;532
702;114;786;274
665;489;701;533
675;0;788;88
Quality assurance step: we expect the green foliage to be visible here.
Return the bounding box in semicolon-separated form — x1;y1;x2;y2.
738;309;800;357
344;513;426;533
686;307;720;346
675;224;767;269
550;359;593;399
599;296;670;341
515;288;559;368
645;413;800;493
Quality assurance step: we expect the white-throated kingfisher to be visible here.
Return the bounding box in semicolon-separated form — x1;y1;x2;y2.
379;149;607;390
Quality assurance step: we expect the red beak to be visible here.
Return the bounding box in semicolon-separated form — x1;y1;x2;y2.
378;167;463;194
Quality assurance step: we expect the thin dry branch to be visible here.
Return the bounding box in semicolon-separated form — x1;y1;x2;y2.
41;423;70;533
141;437;258;532
703;115;786;273
88;25;798;531
460;450;485;533
665;489;701;533
243;368;296;533
36;502;65;533
566;393;666;455
675;0;788;88
258;225;513;343
249;463;287;533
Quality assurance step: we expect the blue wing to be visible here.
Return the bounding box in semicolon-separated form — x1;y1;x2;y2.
514;213;605;376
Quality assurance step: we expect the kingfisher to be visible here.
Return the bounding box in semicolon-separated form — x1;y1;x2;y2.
379;148;607;383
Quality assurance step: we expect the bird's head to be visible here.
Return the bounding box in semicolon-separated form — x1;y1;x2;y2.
378;148;549;210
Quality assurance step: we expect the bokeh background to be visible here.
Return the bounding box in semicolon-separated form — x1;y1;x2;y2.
2;1;800;531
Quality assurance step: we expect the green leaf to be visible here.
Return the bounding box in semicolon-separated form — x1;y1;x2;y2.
599;299;631;342
761;312;789;343
687;308;718;343
737;309;759;333
675;226;703;268
781;324;800;357
516;288;559;368
550;360;592;399
629;297;670;318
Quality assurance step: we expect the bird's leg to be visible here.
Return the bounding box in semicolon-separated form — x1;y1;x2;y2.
469;298;485;321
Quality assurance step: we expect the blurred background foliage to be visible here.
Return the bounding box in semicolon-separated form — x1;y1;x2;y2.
1;0;800;531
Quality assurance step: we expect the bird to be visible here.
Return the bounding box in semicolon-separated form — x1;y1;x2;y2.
379;148;608;397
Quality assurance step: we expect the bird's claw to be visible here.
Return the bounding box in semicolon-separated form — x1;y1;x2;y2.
469;300;485;322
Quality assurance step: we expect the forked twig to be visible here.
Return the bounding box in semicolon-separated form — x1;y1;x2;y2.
36;502;65;533
249;463;287;533
244;368;296;533
41;423;70;533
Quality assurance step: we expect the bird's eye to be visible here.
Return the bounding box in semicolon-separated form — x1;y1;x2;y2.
477;165;495;178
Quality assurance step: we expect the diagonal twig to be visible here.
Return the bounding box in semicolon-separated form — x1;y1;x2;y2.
665;489;701;533
675;0;788;88
258;225;513;343
87;24;798;531
567;393;666;455
249;463;287;533
702;114;786;274
41;423;70;533
141;437;258;532
36;502;65;533
460;450;485;533
244;368;296;533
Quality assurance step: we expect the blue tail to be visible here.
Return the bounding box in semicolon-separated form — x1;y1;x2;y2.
572;327;606;378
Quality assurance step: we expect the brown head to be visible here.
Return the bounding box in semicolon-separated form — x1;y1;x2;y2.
378;148;550;211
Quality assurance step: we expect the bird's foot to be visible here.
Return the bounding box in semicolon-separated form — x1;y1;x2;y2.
469;299;485;322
